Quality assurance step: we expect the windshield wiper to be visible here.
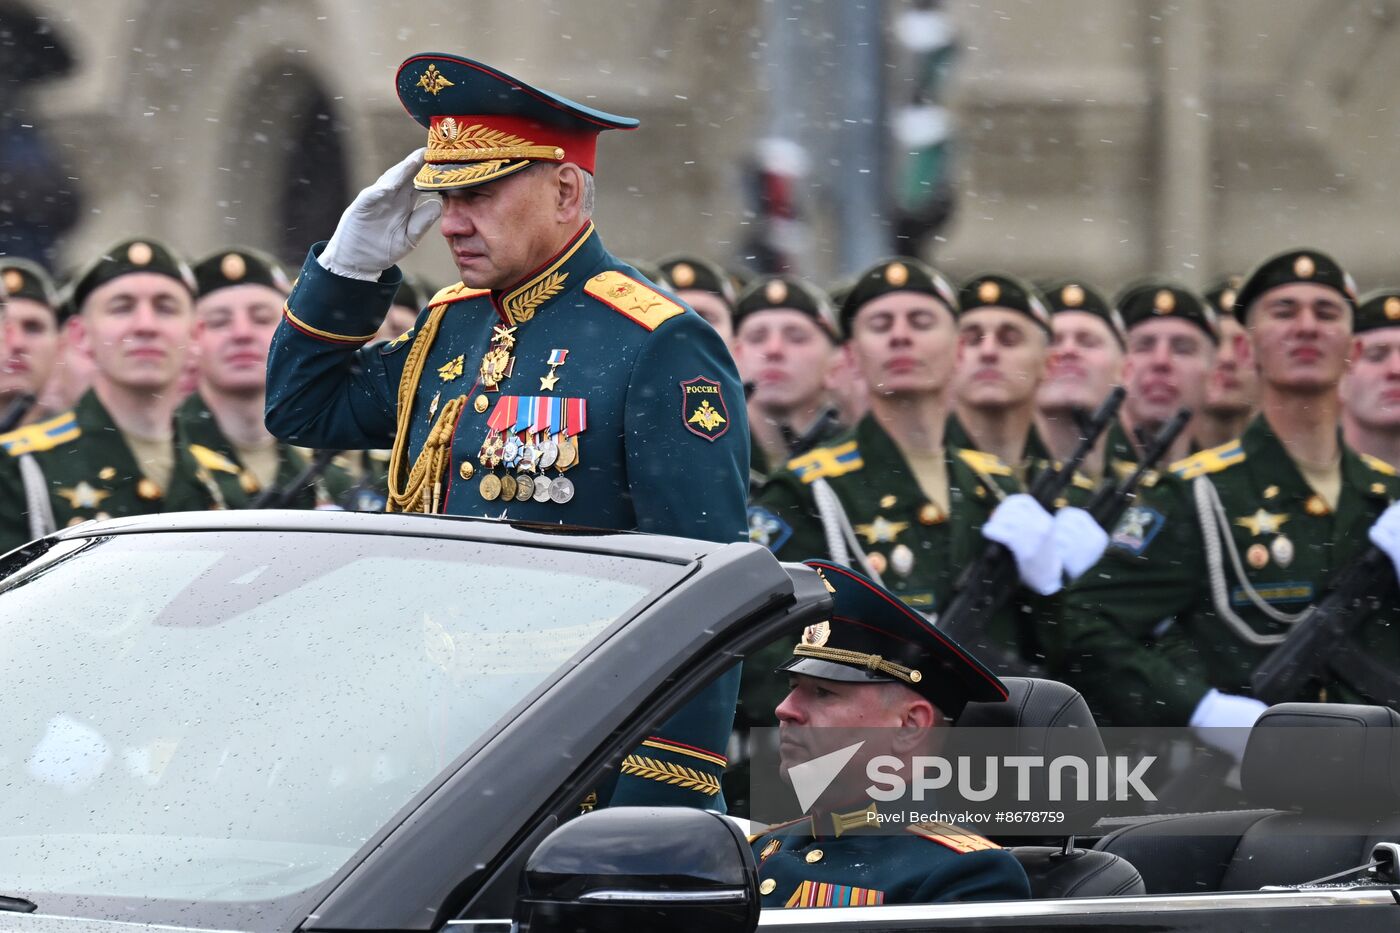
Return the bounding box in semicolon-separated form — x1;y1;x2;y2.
0;895;37;913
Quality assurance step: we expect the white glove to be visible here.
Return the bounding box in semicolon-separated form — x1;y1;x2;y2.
318;148;444;281
1369;500;1400;578
1189;688;1267;762
1053;506;1109;581
982;493;1062;596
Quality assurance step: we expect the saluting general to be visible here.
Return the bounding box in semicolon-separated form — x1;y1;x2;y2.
264;54;748;809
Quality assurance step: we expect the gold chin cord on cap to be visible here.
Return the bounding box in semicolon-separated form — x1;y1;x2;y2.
387;302;463;514
792;644;922;684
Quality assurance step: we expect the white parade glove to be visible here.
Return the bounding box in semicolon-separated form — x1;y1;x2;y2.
1368;500;1400;579
1053;506;1109;581
981;493;1062;596
319;148;444;281
1189;688;1267;762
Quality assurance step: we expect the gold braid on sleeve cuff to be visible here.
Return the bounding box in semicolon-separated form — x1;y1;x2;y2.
619;754;722;797
791;644;923;684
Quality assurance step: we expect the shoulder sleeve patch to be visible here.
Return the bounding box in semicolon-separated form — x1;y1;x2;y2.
1109;504;1166;556
427;282;490;308
0;412;80;456
955;447;1014;478
906;821;1002;853
787;440;863;484
748;505;793;552
1361;453;1398;477
188;444;241;474
584;270;684;331
1171;440;1245;480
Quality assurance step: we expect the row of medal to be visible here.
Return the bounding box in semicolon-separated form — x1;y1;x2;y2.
475;394;587;504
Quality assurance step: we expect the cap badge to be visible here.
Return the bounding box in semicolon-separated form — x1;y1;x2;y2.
1061;284;1084;308
127;242;153;266
885;262;909;287
801;620;831;647
1221;289;1237;313
417;63;454;96
765;279;789;305
1153;289;1176;314
1386;297;1400;321
220;253;247;281
439;116;460;140
670;262;695;288
976;280;1000;305
2;269;21;293
1294;255;1316;279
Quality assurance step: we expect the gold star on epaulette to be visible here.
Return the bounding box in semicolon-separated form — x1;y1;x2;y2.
56;481;110;510
854;516;910;545
1235;509;1289;537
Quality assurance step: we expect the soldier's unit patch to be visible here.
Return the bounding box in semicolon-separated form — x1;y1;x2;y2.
748;505;792;552
1109;505;1164;556
680;376;729;441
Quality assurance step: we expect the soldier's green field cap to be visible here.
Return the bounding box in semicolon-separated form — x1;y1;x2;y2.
1;257;60;312
1354;288;1400;334
1203;274;1243;321
193;248;292;298
1042;279;1125;347
397;53;638;191
1232;248;1357;321
734;274;839;341
959;273;1052;335
69;238;195;312
784;559;1008;718
1115;279;1218;344
657;255;737;308
841;257;959;337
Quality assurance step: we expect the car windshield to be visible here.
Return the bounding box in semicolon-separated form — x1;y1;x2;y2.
0;529;678;907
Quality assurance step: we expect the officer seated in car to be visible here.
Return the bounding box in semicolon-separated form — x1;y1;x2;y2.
748;559;1032;908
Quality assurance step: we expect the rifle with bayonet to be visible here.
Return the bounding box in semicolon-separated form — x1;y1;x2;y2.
1084;407;1193;532
935;386;1125;673
248;448;342;509
1250;546;1400;706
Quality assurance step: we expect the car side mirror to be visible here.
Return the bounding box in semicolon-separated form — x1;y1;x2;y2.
515;806;759;933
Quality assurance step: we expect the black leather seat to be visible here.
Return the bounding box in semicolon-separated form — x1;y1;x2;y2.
1095;703;1400;893
956;677;1145;898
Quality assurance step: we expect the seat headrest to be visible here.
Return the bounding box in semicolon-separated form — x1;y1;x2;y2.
953;677;1108;831
1242;703;1400;814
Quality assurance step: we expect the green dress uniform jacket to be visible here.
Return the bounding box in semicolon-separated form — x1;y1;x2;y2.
945;413;1051;467
0;390;232;552
1055;416;1400;726
177;393;351;509
749;810;1030;908
264;222;748;811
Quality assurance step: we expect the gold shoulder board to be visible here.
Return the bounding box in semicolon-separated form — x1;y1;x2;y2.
584;270;684;331
1171;440;1245;480
955;448;1014;477
1361;453;1398;477
188;444;242;474
906;821;1002;854
427;282;490;308
0;412;80;456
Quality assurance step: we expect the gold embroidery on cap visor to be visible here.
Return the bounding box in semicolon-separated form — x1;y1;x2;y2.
415;121;568;191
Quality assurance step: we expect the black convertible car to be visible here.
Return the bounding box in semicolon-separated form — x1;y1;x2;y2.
1;512;1398;932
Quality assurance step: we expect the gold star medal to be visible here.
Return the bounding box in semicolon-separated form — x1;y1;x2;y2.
57;481;111;510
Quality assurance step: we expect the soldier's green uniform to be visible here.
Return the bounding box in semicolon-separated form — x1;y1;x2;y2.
749;559;1030;908
0;390;232;550
176;392;352;509
1056;252;1397;725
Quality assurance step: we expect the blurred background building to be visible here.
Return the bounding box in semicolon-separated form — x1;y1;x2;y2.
5;0;1400;292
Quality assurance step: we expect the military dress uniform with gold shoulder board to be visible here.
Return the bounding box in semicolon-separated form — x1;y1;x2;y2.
265;53;749;811
177;392;352;509
0;390;231;551
1055;416;1400;725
